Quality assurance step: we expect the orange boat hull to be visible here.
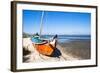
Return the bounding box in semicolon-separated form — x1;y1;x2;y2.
34;43;54;56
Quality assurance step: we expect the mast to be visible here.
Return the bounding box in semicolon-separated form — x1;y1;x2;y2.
40;11;45;37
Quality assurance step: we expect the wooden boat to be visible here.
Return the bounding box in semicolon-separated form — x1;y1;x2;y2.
32;35;57;56
31;11;58;56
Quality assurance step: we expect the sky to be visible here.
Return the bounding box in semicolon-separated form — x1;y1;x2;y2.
23;10;91;35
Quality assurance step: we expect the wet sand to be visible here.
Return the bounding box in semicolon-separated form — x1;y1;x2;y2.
58;39;91;59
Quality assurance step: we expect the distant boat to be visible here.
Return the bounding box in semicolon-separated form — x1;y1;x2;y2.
31;11;58;56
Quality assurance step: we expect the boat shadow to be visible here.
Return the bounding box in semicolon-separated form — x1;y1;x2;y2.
50;48;62;58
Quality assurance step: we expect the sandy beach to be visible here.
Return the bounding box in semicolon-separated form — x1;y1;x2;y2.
58;39;91;59
23;38;90;63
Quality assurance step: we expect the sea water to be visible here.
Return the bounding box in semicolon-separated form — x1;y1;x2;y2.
40;35;91;43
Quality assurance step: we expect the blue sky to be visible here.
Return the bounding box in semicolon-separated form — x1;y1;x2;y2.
23;10;91;35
